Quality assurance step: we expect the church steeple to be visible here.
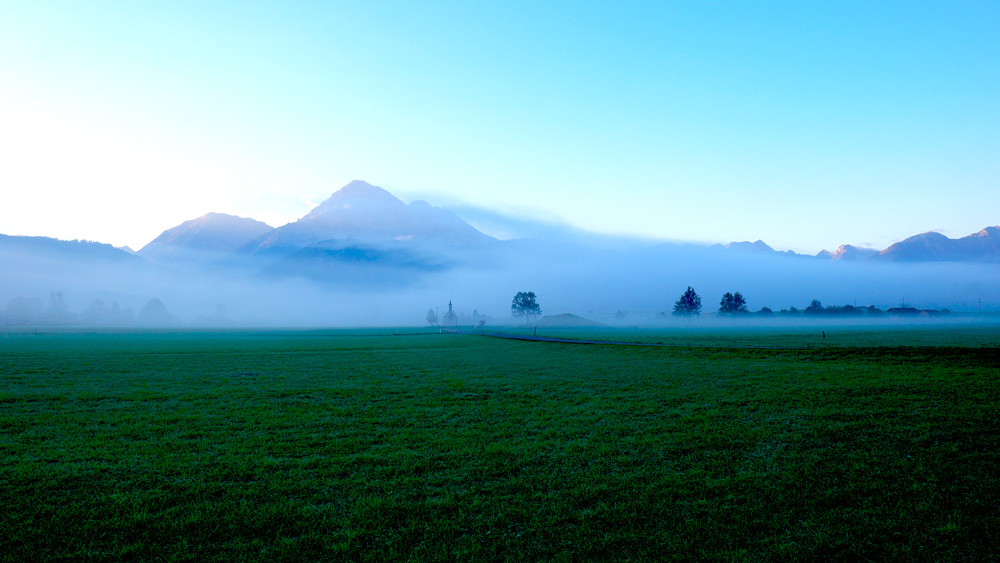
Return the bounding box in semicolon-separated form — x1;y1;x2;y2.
443;300;458;326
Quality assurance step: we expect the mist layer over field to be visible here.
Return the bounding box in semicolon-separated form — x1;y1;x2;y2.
0;238;995;326
2;236;998;327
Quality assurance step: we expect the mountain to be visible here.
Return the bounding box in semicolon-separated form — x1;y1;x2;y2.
139;213;273;268
241;180;493;259
828;244;878;261
0;234;144;265
0;235;148;295
875;227;1000;262
260;238;451;287
957;226;1000;260
726;240;775;253
711;239;801;258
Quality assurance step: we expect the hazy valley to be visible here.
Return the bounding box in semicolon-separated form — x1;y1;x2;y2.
2;180;998;326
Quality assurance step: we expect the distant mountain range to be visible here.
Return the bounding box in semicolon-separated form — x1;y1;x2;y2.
873;226;1000;262
132;180;497;284
4;180;999;324
2;180;999;290
715;227;1000;263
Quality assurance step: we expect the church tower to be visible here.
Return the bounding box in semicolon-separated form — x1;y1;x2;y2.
443;300;458;326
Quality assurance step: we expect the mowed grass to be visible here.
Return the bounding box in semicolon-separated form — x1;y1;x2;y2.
502;322;1000;349
1;329;998;562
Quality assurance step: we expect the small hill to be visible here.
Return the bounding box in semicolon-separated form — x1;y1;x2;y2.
534;313;607;328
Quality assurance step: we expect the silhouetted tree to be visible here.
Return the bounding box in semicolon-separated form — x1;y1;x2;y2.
805;299;824;315
109;301;135;325
81;299;111;326
718;292;748;315
3;296;44;325
511;291;542;323
138;298;172;326
672;286;702;317
757;306;773;316
426;308;438;326
45;292;76;325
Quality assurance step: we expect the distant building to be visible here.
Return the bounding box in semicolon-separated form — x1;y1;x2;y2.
443;300;458;326
886;307;940;317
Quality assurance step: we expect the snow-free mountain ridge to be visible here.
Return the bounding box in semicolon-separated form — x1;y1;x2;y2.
875;226;1000;262
239;180;494;261
139;213;273;265
3;181;999;323
5;181;1000;285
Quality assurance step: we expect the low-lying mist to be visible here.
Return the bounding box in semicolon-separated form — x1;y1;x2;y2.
2;235;998;328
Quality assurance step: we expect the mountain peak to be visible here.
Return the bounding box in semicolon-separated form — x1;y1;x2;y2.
243;181;494;258
189;212;270;229
330;180;402;203
725;239;775;253
139;213;273;264
876;229;976;262
967;225;1000;239
830;244;878;261
303;181;406;220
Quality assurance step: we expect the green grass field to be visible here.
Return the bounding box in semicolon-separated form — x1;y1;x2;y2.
2;328;998;562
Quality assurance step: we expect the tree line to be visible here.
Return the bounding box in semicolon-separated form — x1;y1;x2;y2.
1;294;179;326
669;287;925;318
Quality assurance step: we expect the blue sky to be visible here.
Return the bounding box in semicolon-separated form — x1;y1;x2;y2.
1;1;997;253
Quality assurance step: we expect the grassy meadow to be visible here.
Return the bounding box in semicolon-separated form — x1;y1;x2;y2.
1;327;998;561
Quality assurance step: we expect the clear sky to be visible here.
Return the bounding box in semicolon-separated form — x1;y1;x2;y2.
1;1;997;253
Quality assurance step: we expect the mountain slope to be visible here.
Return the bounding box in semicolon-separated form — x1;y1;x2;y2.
139;213;273;266
1;234;144;264
236;180;496;281
243;180;492;258
957;226;1000;260
0;234;149;295
829;244;878;261
875;227;1000;262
